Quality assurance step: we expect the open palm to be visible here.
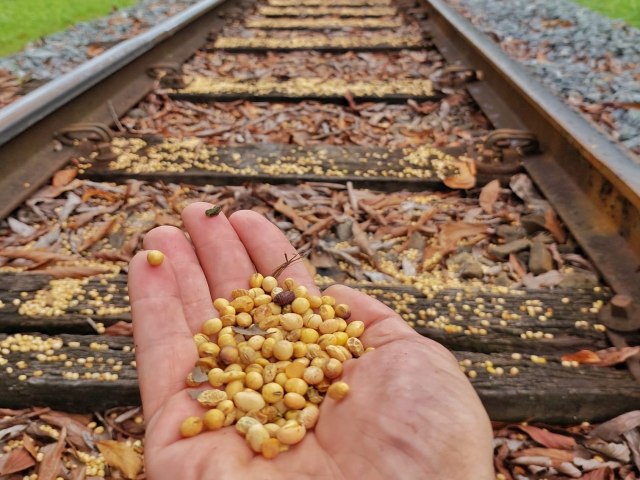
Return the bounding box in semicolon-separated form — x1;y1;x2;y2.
128;203;494;479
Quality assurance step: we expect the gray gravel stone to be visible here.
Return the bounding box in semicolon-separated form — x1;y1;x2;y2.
0;0;202;80
447;0;640;155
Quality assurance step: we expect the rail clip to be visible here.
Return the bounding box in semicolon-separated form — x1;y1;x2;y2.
147;63;187;89
599;294;640;332
437;64;481;87
475;129;539;175
54;122;116;162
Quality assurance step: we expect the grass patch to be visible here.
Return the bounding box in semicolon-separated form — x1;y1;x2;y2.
573;0;640;29
0;0;140;56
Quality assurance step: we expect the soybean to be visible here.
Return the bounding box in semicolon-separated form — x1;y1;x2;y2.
178;271;369;460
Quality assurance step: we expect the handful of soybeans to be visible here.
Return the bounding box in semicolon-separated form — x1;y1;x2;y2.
178;272;371;459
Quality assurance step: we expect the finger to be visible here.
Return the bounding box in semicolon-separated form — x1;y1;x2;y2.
322;284;416;349
128;250;198;419
143;226;217;333
144;391;252;457
229;210;320;295
182;202;256;300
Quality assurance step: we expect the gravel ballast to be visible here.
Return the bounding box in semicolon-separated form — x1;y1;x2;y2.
446;0;640;156
0;0;202;80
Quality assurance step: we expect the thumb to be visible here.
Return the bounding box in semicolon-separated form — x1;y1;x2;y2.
322;284;417;349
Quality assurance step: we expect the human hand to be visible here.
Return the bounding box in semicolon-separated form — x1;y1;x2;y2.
128;202;494;479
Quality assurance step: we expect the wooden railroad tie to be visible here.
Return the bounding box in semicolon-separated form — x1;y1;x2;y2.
82;142;482;190
169;76;438;103
209;35;431;52
244;17;404;30
1;273;638;421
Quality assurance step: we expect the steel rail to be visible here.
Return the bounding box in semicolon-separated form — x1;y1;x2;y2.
0;0;225;147
0;0;242;219
422;0;640;207
422;0;640;326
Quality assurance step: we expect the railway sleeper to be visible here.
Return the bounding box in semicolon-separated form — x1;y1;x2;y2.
0;274;617;354
0;271;637;421
0;332;638;423
81;141;494;190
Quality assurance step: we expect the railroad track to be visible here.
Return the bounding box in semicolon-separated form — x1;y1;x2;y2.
0;0;639;428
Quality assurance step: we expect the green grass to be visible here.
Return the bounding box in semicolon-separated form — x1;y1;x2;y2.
573;0;640;29
0;0;140;56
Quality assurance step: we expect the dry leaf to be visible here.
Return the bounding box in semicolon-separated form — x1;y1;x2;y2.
344;91;359;110
556;461;582;477
516;425;576;450
421;221;488;271
561;349;601;365
78;216;120;252
586;439;631;463
439;222;488;254
81;188;120;203
0;407;29;416
52;168;77;187
494;443;513;480
580;468;615;480
309;249;337;269
509;253;527;279
68;203;122;229
0;425;26;443
544;207;567;243
591;410;640;442
623;428;640;472
70;463;87;480
120;232;141;258
272;198;310;231
0;248;76;263
24;265;112;278
479;179;501;214
22;434;38;458
509;173;549;211
0;447;35;475
7;217;36;237
513;447;575;464
443;156;476;189
93;250;133;262
303;215;334;237
521;270;564;288
37;426;66;480
32;179;83;200
40;413;92;450
595;346;640;367
58;192;83;221
561;347;640;367
511;455;552;467
104;321;133;336
574;457;621;472
96;440;143;480
86;44;106;58
351;220;375;258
